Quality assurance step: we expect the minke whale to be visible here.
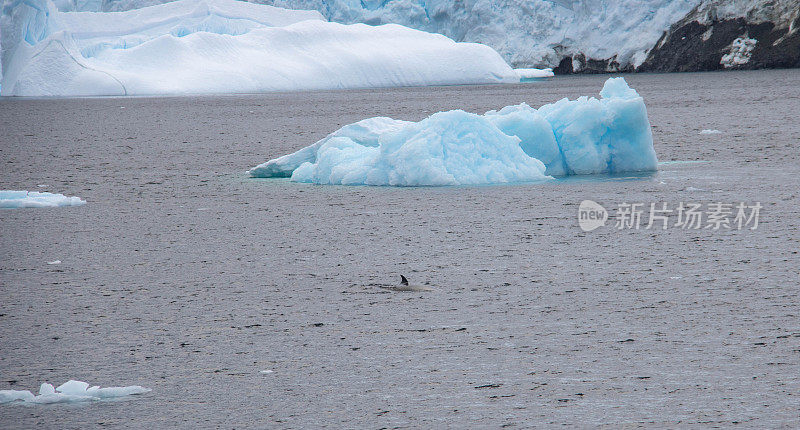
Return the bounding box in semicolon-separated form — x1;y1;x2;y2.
379;275;435;292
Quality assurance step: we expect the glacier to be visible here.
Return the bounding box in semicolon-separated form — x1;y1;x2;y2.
264;0;800;72
249;77;657;186
0;0;536;96
10;0;796;75
262;0;701;70
24;0;700;71
0;190;86;208
0;380;150;404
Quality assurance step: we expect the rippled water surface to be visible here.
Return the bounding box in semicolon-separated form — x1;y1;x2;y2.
1;70;799;428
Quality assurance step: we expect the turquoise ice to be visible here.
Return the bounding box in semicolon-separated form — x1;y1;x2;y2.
249;77;658;186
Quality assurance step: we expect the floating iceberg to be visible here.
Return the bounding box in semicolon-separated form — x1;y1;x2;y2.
249;77;657;186
0;0;523;96
0;380;150;405
0;190;86;208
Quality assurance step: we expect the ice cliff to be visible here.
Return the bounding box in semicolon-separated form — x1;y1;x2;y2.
262;0;799;72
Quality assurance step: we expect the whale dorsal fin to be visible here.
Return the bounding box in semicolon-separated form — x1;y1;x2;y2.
400;275;408;286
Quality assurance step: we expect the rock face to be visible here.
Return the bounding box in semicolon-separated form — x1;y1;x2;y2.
639;0;800;72
552;53;635;75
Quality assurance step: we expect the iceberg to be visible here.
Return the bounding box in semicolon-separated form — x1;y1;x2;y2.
0;190;86;208
249;77;658;186
0;380;150;405
0;0;522;96
0;390;35;403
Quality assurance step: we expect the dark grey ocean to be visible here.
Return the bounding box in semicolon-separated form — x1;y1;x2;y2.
1;69;799;427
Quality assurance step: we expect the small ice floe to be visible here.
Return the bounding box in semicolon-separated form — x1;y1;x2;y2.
515;68;554;80
0;391;35;403
0;191;86;208
0;380;150;405
47;260;61;265
37;184;48;188
259;370;274;374
699;129;722;135
684;186;706;192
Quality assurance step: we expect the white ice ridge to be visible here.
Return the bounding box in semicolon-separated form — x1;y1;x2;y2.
0;190;86;208
0;0;524;96
249;77;658;186
0;380;150;404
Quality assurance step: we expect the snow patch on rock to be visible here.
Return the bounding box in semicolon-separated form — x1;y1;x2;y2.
720;36;757;68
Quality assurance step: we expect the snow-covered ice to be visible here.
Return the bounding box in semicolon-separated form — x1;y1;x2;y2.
0;191;86;208
0;380;150;405
700;129;722;134
0;0;521;96
249;77;657;186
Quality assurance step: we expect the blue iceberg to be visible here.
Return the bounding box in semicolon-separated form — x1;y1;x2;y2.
249;77;658;186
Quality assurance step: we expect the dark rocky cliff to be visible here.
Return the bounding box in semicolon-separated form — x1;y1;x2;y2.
639;2;800;72
554;0;799;74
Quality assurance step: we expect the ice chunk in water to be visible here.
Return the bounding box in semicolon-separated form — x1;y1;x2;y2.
0;191;86;208
0;380;150;405
250;77;657;186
